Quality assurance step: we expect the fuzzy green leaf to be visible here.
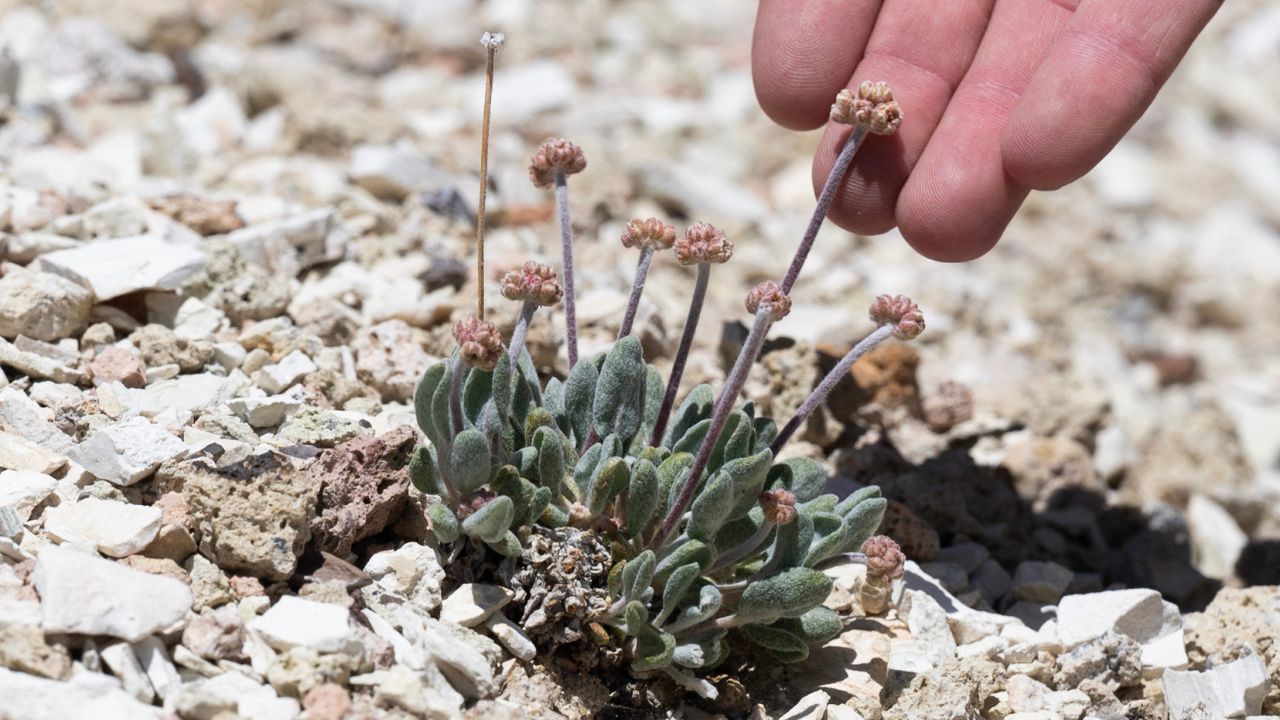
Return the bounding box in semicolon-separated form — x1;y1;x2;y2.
564;356;599;447
588;457;629;516
654;539;715;582
461;496;514;543
721;449;774;519
839;496;887;554
409;445;440;495
834;485;881;516
655;562;700;627
533;426;565;497
626;458;660;537
775;606;843;645
802;494;839;514
713;508;769;564
709;410;753;474
449;429;492;494
572;443;603;499
742;625;809;663
752;417;778;454
492;353;512;422
462;366;493;425
629;365;665;455
771;508;815;570
688;470;734;542
671;418;710;457
486;530;522;557
626;601;676;671
664;384;714;448
592;336;646;441
773;457;829;502
621;550;656;604
430;358;456;448
736;567;832;625
413;363;448;440
665;584;722;633
657;452;694;514
527;487;553;528
672;629;727;669
539;503;569;528
804;512;848;567
427;503;459;543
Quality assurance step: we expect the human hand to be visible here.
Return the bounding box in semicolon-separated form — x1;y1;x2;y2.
752;0;1222;261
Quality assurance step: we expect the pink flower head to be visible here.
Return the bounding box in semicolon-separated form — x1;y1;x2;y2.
452;316;504;371
621;217;677;252
869;294;924;340
862;535;905;584
745;280;792;322
529;138;587;188
759;489;798;525
831;81;903;135
674;222;733;266
500;261;563;307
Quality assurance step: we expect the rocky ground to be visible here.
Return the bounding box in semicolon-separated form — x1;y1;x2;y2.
0;0;1278;718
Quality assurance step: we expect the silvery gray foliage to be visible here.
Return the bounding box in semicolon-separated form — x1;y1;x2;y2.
410;336;888;672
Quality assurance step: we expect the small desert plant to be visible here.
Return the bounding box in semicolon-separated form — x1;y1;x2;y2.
410;38;920;695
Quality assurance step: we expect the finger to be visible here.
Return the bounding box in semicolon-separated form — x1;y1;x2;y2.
897;0;1075;261
752;0;880;130
1003;0;1223;190
814;0;997;236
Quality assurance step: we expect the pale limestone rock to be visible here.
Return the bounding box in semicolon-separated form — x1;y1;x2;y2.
33;545;192;641
43;497;162;557
0;432;67;474
0;666;167;719
483;611;535;661
0;470;57;523
0;266;93;342
256;349;317;394
440;584;513;628
249;596;357;654
1163;645;1268;719
35;235;206;301
68;416;187;486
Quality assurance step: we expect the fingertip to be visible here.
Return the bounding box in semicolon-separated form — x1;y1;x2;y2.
751;0;879;131
751;55;833;131
896;157;1026;263
1002;95;1101;191
899;219;1001;262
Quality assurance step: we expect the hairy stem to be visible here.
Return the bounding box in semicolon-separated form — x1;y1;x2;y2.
779;124;869;295
655;307;774;548
555;171;579;368
651;262;709;446
770;324;894;452
618;247;654;339
507;300;537;364
475;43;498;320
449;355;465;436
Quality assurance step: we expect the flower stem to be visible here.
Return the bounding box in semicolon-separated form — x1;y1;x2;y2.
507;300;537;364
779;124;869;295
476;42;498;320
770;324;894;453
554;170;579;368
655;307;774;548
618;247;654;339
651;262;709;447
